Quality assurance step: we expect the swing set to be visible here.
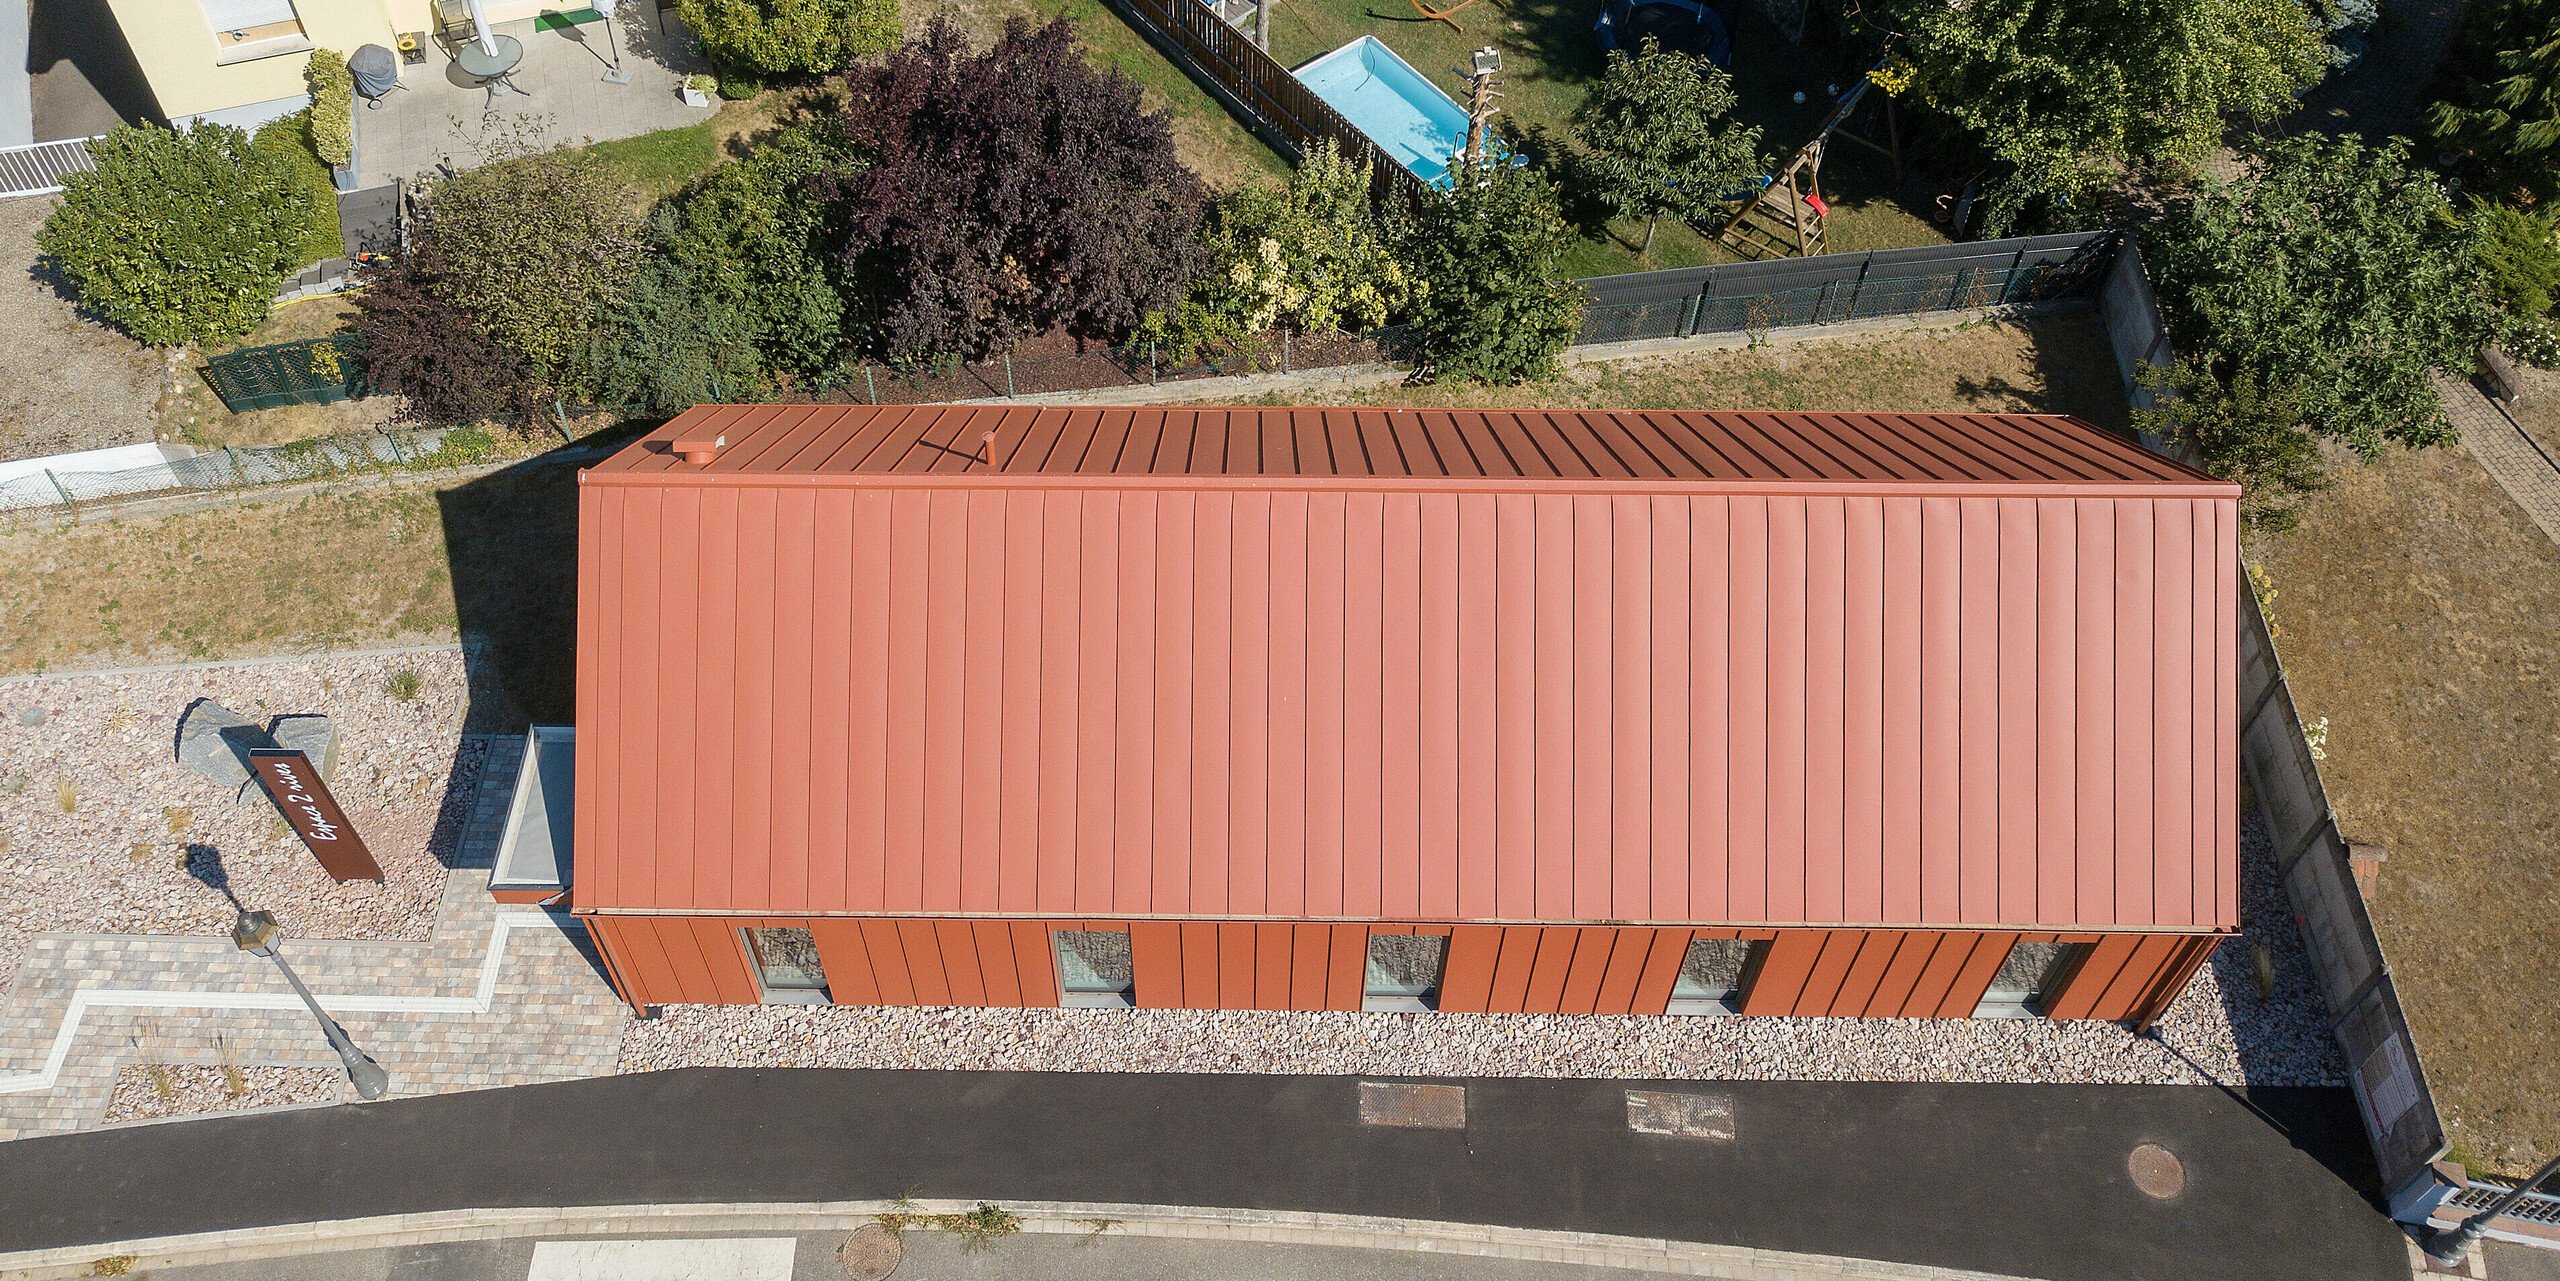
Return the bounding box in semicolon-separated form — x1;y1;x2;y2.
1717;57;1901;259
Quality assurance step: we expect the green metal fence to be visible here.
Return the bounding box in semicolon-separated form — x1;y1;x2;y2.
199;335;366;412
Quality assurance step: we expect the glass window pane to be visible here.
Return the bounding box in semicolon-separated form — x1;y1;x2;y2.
1364;934;1447;998
746;927;828;991
1984;940;2073;1001
1054;930;1134;995
1671;938;1753;999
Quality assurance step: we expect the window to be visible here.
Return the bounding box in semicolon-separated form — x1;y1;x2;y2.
1054;929;1135;1008
1362;933;1447;1011
1666;938;1758;1014
1973;940;2085;1018
202;0;307;59
742;927;830;1004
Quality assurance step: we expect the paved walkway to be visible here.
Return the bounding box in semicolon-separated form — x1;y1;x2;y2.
0;737;624;1140
20;1208;2068;1281
0;1072;2406;1281
2438;372;2560;548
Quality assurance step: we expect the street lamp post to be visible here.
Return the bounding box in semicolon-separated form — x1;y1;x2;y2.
231;909;390;1101
2426;1151;2560;1267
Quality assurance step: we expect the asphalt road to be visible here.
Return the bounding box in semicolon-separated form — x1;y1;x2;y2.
0;1071;2407;1281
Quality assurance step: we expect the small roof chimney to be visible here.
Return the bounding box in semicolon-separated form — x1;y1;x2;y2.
671;432;724;466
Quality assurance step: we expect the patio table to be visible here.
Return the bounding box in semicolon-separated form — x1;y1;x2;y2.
456;34;531;104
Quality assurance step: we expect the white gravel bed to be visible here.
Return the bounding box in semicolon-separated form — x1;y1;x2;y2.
102;1063;342;1123
0;649;483;984
620;815;2347;1087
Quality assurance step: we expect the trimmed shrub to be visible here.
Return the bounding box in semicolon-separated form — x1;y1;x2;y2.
38;123;323;345
304;49;353;167
1152;139;1414;360
250;111;347;267
678;0;897;81
2472;202;2559;320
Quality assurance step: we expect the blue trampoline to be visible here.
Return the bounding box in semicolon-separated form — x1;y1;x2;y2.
1592;0;1733;67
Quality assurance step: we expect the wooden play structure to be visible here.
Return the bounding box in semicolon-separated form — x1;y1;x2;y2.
1718;62;1900;260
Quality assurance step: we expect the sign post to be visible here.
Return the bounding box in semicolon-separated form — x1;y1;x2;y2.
249;748;384;882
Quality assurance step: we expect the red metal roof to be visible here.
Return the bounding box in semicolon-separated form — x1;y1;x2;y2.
575;406;2239;931
582;404;2213;485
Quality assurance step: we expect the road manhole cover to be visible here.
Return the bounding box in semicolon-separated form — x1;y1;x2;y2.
840;1224;905;1281
2128;1143;2186;1199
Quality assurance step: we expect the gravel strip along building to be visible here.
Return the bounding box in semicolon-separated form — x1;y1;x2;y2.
559;404;2240;1024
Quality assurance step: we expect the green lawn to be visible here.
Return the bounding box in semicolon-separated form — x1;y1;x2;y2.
579;119;723;202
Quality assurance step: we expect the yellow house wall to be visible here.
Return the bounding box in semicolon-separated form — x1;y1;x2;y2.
108;0;398;121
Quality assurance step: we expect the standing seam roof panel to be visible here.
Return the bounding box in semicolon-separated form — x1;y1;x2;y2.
578;406;2238;931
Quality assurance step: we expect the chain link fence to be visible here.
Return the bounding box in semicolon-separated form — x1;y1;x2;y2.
0;425;530;520
843;328;1416;406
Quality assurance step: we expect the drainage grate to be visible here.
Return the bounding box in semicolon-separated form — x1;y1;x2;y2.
1625;1089;1735;1140
1358;1081;1465;1129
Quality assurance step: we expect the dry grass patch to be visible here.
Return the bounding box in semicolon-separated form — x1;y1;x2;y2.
2246;439;2560;1177
1191;312;2130;430
0;453;579;716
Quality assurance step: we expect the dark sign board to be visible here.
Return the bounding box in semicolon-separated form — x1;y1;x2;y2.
249;748;384;882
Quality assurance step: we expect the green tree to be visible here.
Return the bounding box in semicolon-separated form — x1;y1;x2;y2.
678;0;897;85
1569;36;1762;256
37;123;325;345
1857;0;2325;232
409;147;644;394
2422;0;2560;205
1394;153;1585;384
1156;140;1416;357
2135;360;2329;531
2144;134;2499;457
584;256;768;413
662;119;852;384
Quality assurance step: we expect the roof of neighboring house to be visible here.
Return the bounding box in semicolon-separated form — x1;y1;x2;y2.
574;405;2240;932
581;404;2218;487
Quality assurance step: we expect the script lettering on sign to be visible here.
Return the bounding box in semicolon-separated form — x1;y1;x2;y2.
249;748;384;882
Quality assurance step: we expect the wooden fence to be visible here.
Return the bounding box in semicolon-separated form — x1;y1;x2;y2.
1108;0;1428;199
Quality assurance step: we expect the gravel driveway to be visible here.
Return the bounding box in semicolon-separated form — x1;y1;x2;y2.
0;194;167;463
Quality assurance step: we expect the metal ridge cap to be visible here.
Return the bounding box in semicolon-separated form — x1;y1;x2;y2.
571;470;2241;500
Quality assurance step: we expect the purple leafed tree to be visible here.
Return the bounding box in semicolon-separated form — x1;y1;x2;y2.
828;16;1209;361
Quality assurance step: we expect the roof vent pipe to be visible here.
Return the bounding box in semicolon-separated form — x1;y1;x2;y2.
672;433;724;465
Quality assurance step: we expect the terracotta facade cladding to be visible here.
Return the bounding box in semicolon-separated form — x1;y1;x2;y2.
574;406;2240;935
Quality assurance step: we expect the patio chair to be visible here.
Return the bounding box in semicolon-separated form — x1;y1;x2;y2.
430;0;476;53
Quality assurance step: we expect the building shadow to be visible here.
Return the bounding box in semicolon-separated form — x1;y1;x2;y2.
432;447;593;736
27;0;162;138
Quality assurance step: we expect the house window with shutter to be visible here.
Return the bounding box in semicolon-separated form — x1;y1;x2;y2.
202;0;308;58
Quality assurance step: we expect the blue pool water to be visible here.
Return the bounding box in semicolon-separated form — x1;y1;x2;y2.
1293;37;1470;187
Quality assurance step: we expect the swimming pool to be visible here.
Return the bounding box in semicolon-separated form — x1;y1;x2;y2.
1293;37;1469;187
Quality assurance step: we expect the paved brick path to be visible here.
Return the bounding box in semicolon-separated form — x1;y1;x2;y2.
2437;373;2560;547
0;736;625;1140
